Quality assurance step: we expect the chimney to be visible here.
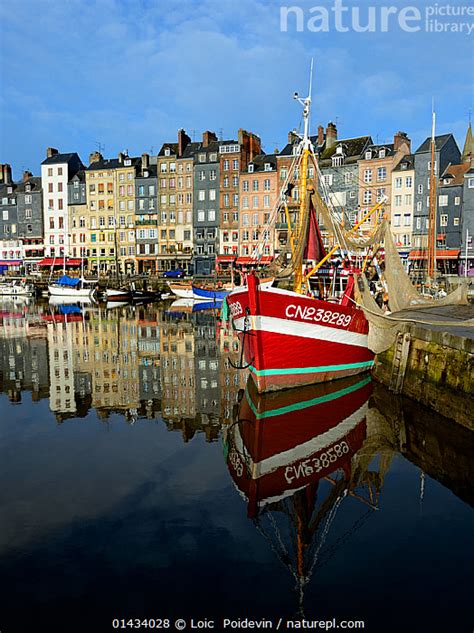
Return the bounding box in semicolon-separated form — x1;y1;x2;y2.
23;170;33;182
394;131;410;152
326;122;338;149
177;129;191;157
202;130;217;148
317;125;325;147
118;151;125;164
141;153;150;170
0;163;13;184
89;151;103;165
288;130;299;145
46;147;58;159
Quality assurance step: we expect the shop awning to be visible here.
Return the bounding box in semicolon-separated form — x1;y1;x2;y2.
236;256;274;265
38;258;85;267
0;260;22;265
216;255;237;263
408;249;460;261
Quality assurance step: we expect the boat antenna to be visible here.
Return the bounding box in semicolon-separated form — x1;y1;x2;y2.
427;98;437;281
294;58;314;150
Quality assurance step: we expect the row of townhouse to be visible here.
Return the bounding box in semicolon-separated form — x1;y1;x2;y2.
1;122;473;276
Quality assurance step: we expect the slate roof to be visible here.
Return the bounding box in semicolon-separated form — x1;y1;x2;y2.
393;153;415;172
244;153;276;173
136;164;158;178
86;157;140;171
440;163;470;186
462;123;473;162
415;134;453;154
15;176;42;192
158;143;179;157
42;152;82;166
0;182;17;200
319;136;373;162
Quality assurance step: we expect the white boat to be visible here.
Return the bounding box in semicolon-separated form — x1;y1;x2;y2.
0;280;34;296
167;281;194;298
48;275;97;298
168;278;274;299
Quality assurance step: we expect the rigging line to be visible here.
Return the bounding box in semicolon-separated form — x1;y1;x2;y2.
315;507;374;571
251;147;303;258
254;519;294;575
306;493;345;581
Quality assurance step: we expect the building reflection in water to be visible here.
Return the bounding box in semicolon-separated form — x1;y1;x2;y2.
1;297;471;510
0;298;246;434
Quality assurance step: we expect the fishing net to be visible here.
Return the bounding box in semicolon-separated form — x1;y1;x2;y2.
382;222;468;311
354;274;399;353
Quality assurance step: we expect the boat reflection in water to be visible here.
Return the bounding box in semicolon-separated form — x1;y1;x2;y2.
224;373;379;611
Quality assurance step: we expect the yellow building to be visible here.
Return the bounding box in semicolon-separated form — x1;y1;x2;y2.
156;130;194;273
85;152;139;275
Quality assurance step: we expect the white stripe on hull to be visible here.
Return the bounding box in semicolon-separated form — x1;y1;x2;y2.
234;314;368;348
233;402;368;479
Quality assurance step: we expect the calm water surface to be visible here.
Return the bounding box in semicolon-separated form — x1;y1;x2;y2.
0;298;472;633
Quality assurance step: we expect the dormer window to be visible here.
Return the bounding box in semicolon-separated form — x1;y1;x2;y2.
365;151;372;160
264;163;272;171
292;145;299;155
332;156;343;167
248;164;254;173
25;184;32;192
144;170;149;178
124;159;131;167
7;186;12;194
444;178;451;185
165;148;171;156
379;149;386;158
401;163;407;170
336;145;343;155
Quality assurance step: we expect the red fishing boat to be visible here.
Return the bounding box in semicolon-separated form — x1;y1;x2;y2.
226;73;375;393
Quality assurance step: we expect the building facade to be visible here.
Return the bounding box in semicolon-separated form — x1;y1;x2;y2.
358;132;411;232
390;154;415;260
217;130;261;271
193;131;220;275
41;148;83;260
135;155;158;274
157;130;193;274
239;153;278;262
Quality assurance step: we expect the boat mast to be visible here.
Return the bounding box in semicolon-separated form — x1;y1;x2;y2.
294;59;314;294
427;106;437;281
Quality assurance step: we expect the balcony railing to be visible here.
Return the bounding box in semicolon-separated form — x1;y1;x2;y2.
135;219;158;226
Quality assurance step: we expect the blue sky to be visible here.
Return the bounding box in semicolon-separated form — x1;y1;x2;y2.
0;0;472;180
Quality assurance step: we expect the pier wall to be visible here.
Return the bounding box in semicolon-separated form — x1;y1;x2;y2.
374;322;473;429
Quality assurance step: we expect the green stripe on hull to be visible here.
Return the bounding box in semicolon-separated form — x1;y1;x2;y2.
248;360;375;378
245;374;372;420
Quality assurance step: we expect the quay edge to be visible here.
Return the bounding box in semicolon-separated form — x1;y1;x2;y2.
373;305;474;429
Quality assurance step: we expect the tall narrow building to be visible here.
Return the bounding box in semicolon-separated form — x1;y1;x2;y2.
41;148;84;260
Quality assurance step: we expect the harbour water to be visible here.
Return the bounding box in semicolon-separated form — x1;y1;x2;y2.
0;298;472;633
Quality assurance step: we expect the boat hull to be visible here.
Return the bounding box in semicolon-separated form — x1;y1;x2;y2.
192;285;229;300
105;288;132;301
167;282;194;299
48;285;93;297
227;281;374;393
